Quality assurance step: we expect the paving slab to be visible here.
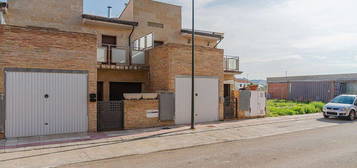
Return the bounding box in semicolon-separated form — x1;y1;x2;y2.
0;113;349;168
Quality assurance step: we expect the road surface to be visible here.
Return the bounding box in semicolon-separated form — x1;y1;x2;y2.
61;119;357;168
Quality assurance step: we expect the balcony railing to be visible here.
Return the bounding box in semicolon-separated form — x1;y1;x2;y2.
97;44;146;65
224;55;240;72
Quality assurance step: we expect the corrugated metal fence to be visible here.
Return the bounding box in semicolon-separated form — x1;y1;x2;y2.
288;81;335;103
267;81;357;102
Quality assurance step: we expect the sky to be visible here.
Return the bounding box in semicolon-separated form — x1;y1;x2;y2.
8;0;357;80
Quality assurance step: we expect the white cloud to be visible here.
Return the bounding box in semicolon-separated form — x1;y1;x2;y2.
158;0;357;79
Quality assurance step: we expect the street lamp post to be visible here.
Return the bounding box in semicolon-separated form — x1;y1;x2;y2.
191;0;195;129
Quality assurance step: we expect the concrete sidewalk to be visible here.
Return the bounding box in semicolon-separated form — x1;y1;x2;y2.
0;113;349;168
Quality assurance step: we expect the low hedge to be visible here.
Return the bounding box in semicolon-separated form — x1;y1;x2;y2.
267;100;325;117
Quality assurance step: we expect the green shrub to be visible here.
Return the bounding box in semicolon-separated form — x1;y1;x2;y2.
267;100;324;117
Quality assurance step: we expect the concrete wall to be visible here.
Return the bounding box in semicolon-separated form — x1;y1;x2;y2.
148;43;225;120
97;69;149;101
124;100;173;129
0;25;98;131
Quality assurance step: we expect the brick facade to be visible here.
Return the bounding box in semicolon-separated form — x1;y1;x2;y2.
148;43;225;120
124;100;173;129
97;69;149;101
0;0;228;136
0;25;98;132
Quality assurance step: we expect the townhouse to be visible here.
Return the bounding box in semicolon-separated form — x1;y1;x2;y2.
0;0;241;139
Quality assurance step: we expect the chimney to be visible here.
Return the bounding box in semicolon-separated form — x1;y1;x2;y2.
107;6;112;18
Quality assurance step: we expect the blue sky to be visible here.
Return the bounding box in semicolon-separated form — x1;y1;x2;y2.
84;0;128;17
3;0;357;79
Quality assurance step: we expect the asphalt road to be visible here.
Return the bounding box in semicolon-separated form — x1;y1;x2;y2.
61;119;357;168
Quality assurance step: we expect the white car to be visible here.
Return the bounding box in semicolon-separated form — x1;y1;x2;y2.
323;95;357;121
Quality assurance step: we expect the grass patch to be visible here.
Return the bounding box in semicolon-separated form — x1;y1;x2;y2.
267;99;325;117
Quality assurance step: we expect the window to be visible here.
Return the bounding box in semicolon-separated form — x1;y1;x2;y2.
139;37;146;50
0;11;5;25
102;35;116;46
147;33;153;48
133;33;154;50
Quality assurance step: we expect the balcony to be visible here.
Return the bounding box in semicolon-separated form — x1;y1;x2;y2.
97;44;148;71
224;56;241;74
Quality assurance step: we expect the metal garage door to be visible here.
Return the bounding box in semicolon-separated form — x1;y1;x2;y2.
5;70;88;138
175;76;219;125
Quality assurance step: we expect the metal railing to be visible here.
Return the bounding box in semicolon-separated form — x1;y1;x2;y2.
97;44;146;65
224;55;240;72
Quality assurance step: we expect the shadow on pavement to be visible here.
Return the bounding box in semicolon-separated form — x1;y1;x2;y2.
316;118;355;124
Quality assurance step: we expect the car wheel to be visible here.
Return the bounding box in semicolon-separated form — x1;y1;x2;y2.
323;114;329;119
348;110;356;121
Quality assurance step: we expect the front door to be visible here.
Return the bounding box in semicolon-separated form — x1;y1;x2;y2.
97;82;142;131
224;84;235;119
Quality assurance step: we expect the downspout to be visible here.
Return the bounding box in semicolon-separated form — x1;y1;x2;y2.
128;25;135;65
214;36;223;48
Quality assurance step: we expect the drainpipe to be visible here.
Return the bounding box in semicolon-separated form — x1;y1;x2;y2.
128;25;135;65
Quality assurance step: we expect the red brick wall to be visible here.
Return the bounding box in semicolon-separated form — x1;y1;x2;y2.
0;25;98;132
268;83;289;100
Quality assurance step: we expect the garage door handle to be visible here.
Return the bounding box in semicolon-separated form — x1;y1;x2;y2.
195;93;198;96
44;123;49;126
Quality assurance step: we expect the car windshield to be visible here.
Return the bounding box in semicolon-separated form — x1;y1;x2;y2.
330;96;355;104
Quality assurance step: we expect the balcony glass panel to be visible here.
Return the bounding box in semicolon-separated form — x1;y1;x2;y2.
132;50;145;64
146;33;153;48
139;37;146;50
228;59;237;70
224;56;239;71
112;48;127;64
97;47;106;63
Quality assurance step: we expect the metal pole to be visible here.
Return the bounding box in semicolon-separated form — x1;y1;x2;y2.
191;0;195;129
107;6;112;18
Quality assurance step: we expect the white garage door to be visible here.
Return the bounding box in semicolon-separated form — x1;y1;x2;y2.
5;70;88;138
175;76;219;125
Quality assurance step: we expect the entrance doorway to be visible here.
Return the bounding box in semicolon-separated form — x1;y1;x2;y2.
109;82;142;101
97;82;142;131
224;84;236;119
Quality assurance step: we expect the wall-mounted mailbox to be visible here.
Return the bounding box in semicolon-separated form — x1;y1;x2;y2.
89;93;97;102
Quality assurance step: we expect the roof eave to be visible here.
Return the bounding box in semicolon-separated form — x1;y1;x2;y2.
181;29;224;39
82;14;138;27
